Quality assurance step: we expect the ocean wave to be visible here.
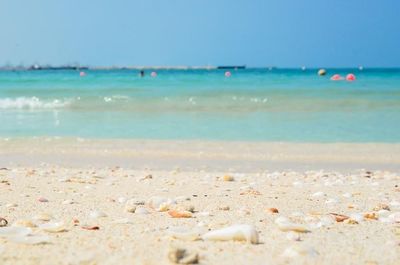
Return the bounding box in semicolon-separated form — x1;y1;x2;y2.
0;97;71;110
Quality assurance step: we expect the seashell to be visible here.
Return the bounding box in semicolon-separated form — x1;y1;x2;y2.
198;212;210;217
342;193;352;198
0;227;32;238
89;211;107;219
286;231;301;241
344;219;358;224
168;226;202;241
377;209;390;217
124;205;136;213
275;217;309;233
0;218;8;227
62;199;74;205
38;197;49;203
81;225;100;230
6;203;17;208
222;175;234;182
38;222;66;233
240;189;262;196
277;223;309;233
311;191;325;198
8;235;50;245
135;207;150;215
267;208;279;214
148;196;175;212
219;205;230;211
168;210;193;218
330;213;349;222
202;224;259;244
12;220;37;228
168;248;199;264
373;203;390;211
33;213;53;222
364;212;378;220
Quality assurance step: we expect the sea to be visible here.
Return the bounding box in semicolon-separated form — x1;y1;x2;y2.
0;68;399;142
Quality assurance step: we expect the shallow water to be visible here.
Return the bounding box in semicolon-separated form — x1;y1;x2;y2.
0;68;399;142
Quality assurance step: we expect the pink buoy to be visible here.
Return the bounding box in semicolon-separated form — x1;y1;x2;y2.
150;71;157;77
79;71;86;77
330;74;343;81
225;71;231;77
346;73;356;81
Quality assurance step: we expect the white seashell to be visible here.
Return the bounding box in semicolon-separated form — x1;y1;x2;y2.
0;227;32;238
198;212;210;217
201;224;259;244
135;207;150;215
311;191;325;198
38;222;66;233
8;235;50;245
89;211;107;219
275;217;309;233
377;210;390;217
62;199;74;205
168;227;202;241
148;196;175;212
6;203;17;208
286;231;301;241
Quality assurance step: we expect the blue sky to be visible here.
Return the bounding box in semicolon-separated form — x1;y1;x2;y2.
0;0;399;67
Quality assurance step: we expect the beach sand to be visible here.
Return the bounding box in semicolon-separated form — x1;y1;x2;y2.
0;138;399;264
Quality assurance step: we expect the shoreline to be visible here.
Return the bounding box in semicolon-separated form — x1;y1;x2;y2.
1;137;400;172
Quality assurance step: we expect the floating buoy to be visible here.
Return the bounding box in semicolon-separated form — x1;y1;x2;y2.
346;73;356;81
79;71;86;77
150;71;157;77
318;69;326;76
330;74;343;81
225;71;231;77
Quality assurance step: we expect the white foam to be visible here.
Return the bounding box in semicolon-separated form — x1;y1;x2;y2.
0;97;71;110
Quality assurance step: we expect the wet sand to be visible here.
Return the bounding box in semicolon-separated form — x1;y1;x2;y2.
0;138;399;265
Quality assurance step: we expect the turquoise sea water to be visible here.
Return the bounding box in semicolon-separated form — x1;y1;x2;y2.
0;68;399;142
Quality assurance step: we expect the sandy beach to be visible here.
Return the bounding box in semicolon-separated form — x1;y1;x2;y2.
0;138;399;265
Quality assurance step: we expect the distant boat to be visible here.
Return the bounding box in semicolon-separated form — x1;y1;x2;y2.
217;65;246;70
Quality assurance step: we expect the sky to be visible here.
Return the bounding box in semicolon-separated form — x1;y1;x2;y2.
0;0;399;68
